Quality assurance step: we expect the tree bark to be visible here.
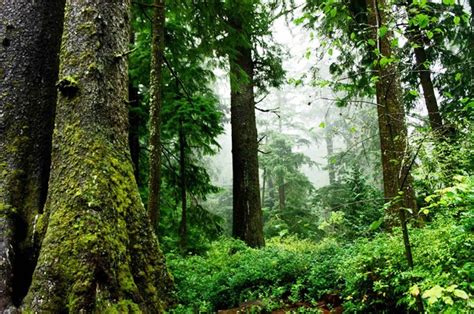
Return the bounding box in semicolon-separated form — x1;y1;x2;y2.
21;0;173;311
0;0;65;309
148;0;165;232
367;0;417;226
178;123;188;252
229;20;265;247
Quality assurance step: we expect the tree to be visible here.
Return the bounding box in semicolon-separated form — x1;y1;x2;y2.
0;0;65;310
148;0;165;231
228;15;265;247
21;1;173;311
365;0;417;224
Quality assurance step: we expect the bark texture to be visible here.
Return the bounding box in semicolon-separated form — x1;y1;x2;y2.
366;0;417;224
0;0;65;309
22;0;173;311
229;20;265;248
148;0;165;231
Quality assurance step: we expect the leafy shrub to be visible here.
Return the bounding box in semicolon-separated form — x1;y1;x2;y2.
167;177;473;313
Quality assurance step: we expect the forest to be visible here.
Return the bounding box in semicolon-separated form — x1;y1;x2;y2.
0;0;473;312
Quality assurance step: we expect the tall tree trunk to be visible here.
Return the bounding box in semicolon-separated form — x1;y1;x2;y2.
261;168;266;208
325;126;336;185
367;1;423;311
148;0;165;232
22;0;173;311
278;177;286;211
128;84;141;184
178;123;187;252
413;45;443;131
367;0;417;225
229;20;265;248
0;0;65;310
404;6;444;133
267;174;275;209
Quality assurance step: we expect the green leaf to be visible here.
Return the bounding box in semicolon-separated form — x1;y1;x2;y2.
413;13;430;28
409;284;420;296
426;31;434;39
422;285;443;300
454;16;461;25
442;296;454;305
455;73;462;81
379;56;392;67
453;289;469;300
319;122;326;128
368;39;376;46
390;38;399;48
409;90;419;96
369;218;383;231
378;26;388;38
442;0;455;5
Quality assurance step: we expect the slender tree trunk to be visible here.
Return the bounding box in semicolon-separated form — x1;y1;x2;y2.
367;0;417;225
278;177;286;211
229;19;265;248
413;45;443;131
0;0;65;310
325;126;336;185
22;1;173;311
178;123;188;252
267;174;275;209
148;0;165;232
261;168;266;208
404;7;444;133
128;84;141;184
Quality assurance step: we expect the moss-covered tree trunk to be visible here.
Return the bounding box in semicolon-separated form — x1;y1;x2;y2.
0;0;65;310
148;0;165;231
22;0;173;312
366;0;417;225
229;19;265;248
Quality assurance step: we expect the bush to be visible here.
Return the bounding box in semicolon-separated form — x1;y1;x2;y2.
167;177;473;313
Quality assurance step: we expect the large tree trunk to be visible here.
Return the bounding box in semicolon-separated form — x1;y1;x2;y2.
367;0;417;225
229;22;265;248
21;0;173;311
148;0;165;232
0;0;65;310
